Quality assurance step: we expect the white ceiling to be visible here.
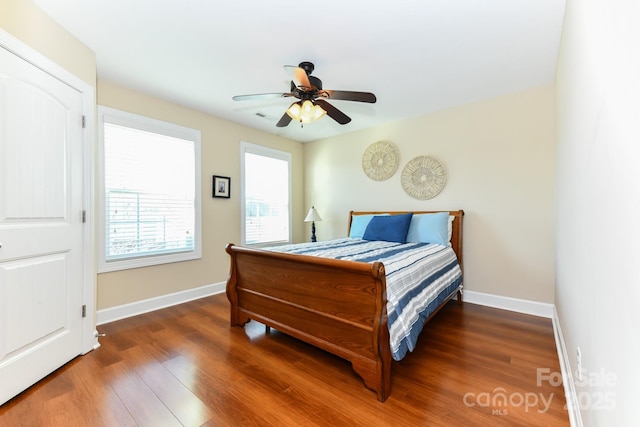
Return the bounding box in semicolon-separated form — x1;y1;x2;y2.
32;0;566;143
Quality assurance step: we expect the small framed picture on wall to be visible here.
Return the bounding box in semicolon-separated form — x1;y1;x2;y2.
213;175;230;198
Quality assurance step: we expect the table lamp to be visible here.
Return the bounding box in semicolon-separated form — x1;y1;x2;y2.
304;206;323;242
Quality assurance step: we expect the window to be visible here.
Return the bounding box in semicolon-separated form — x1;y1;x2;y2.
241;142;292;246
98;106;201;272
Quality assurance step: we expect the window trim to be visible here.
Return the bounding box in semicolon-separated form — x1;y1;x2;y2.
97;106;202;273
240;141;292;247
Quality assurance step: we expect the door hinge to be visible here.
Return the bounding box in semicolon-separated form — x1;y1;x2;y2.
82;210;86;223
82;304;87;318
82;115;86;128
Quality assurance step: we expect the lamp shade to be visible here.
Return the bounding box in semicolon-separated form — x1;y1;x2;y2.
304;206;323;222
287;100;327;123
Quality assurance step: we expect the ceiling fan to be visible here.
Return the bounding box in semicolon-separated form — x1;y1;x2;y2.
232;61;377;127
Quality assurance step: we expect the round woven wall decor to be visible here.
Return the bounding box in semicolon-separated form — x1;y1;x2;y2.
401;156;447;200
361;140;399;181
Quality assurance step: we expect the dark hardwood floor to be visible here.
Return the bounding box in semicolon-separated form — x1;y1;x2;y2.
0;294;569;426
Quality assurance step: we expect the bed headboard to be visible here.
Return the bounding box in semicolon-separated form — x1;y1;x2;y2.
348;210;464;270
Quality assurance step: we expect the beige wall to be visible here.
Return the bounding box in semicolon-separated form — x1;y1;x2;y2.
0;0;95;86
304;86;556;303
96;81;304;309
555;0;640;424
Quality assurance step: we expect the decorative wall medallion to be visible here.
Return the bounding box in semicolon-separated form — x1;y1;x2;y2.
401;156;447;200
361;140;399;181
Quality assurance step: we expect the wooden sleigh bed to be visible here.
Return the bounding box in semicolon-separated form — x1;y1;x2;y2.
225;210;464;402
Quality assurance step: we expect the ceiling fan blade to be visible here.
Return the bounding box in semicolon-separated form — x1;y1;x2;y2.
320;90;377;103
276;111;293;127
284;65;312;89
232;93;294;101
315;99;351;125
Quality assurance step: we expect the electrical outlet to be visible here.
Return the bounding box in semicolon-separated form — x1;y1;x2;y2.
577;347;582;381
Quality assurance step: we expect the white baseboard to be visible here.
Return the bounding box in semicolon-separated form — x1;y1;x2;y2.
462;290;554;318
552;306;582;427
96;282;226;325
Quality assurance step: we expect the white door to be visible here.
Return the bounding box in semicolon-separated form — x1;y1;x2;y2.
0;44;85;405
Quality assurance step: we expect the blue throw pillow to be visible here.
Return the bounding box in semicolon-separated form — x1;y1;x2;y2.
406;212;449;246
349;215;375;238
362;213;413;243
349;214;389;238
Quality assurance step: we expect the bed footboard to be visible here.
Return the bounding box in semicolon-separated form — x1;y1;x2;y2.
225;243;393;401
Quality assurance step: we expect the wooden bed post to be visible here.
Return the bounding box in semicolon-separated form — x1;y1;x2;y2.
350;262;392;401
225;243;250;326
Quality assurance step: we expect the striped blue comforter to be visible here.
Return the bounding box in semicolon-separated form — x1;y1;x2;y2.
265;238;463;361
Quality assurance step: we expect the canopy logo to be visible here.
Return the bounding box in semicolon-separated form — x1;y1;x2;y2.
462;367;617;417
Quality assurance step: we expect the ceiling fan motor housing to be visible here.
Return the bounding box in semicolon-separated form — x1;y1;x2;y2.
308;75;322;90
297;61;322;90
298;61;315;74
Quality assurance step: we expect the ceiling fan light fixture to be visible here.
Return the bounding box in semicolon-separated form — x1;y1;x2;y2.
286;100;326;123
